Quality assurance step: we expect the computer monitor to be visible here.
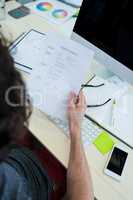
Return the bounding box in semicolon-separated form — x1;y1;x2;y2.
72;0;133;84
71;0;133;148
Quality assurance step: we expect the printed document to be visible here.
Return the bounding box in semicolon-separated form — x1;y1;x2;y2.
29;32;94;120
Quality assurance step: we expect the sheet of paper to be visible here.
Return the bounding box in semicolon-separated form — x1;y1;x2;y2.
10;30;47;73
84;76;128;105
84;76;129;124
26;0;77;25
107;75;130;90
29;32;94;120
113;94;133;145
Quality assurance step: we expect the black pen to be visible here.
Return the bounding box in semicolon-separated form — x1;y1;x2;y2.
75;74;96;104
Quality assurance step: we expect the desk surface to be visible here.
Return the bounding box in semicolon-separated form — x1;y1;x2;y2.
1;1;133;199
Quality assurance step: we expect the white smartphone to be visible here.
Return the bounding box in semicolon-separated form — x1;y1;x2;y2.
104;145;128;181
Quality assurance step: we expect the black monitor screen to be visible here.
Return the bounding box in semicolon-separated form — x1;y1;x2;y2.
74;0;133;70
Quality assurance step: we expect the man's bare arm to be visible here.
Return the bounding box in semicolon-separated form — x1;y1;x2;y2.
66;92;94;200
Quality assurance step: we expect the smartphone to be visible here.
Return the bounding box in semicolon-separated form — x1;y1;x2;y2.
104;145;128;181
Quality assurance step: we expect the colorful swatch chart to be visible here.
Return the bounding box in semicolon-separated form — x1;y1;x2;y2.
26;0;77;25
36;2;53;11
52;9;68;18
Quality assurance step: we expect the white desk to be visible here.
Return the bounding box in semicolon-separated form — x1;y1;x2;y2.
1;1;133;199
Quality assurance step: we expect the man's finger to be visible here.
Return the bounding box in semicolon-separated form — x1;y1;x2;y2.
68;92;76;108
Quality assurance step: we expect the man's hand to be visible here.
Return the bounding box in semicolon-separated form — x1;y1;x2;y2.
67;91;86;140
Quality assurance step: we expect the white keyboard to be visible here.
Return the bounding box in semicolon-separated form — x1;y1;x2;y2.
49;116;102;146
81;117;102;145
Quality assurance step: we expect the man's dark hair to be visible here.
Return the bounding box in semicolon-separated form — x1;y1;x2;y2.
0;35;32;148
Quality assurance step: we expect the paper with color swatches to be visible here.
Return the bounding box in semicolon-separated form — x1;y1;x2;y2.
26;0;77;24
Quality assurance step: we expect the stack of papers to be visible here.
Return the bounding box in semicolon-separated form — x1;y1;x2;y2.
10;29;94;122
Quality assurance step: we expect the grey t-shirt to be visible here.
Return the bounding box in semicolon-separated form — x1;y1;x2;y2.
0;162;32;200
0;145;52;200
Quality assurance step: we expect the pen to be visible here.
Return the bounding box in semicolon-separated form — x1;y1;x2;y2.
111;99;116;127
75;74;96;104
79;74;96;94
58;0;80;8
